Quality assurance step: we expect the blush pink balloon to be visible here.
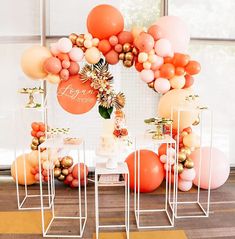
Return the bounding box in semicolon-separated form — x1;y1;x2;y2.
109;35;119;46
147;25;163;41
154;78;170;94
140;69;154;83
57;37;73;53
180;168;196;181
68;62;80;75
191;147;230;190
69;47;84;62
60;69;69;80
178;179;193;191
62;60;70;69
155;39;173;57
150;55;164;70
43;57;62;74
134;32;155;53
155;16;190;53
50;43;60;56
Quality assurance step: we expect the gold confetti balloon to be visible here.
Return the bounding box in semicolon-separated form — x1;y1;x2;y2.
39;136;46;144
178;152;187;162
125;52;134;61
57;174;65;181
61;156;73;169
31;144;38;150
32;137;39;146
69;33;78;45
148;81;154;89
54;168;61;178
119;53;125;60
123;60;133;67
61;168;69;176
123;43;132;53
184;158;194;169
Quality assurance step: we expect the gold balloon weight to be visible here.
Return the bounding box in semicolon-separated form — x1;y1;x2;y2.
144;117;173;140
19;87;44;108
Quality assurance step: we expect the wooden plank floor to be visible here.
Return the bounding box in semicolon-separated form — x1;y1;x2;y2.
0;171;235;239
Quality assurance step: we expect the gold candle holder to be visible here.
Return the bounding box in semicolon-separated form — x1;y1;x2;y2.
19;87;44;108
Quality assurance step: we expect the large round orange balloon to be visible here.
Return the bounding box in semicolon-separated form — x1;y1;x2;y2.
57;75;97;114
125;150;164;193
11;153;37;185
158;89;199;131
21;45;52;79
87;4;124;40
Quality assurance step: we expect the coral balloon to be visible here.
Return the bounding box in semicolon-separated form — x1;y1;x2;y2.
184;74;194;88
21;46;52;79
173;53;190;67
85;47;101;64
46;73;61;84
43;57;62;74
160;63;175;79
170;76;185;89
11;153;37;185
185;61;201;75
135;61;144;72
164;56;173;64
155;16;190;53
140;69;154;83
125;150;164;193
175;67;185;76
114;44;122;53
118;31;134;44
62;60;70;69
69;47;84;62
178;179;193;191
147;25;163;41
72;163;88;181
68;62;80;75
155;39;172;57
57;53;70;62
60;69;69;80
98;40;112;55
191;147;230;189
57;37;73;53
183;133;200;148
158;89;199;130
105;50;119;65
87;4;124;40
154;78;170;94
134;32;155;53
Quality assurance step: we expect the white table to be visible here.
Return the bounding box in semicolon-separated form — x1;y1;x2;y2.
95;162;130;239
38;138;87;238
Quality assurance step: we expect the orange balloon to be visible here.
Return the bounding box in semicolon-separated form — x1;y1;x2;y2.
158;89;199;131
158;144;167;156
175;66;185;76
135;61;144;72
21;46;51;80
125;150;164;193
87;4;124;40
185;61;201;75
183;74;194;88
57;75;97;114
98;40;112;55
160;63;175;79
173;53;190;67
11;153;37;185
164;56;173;64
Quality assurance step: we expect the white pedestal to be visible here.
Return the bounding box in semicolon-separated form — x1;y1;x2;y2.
95;162;130;239
171;106;213;219
38;138;87;238
134;134;176;229
14;107;51;210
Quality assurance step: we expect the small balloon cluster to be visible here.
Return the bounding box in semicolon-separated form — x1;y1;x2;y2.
30;122;46;150
158;126;199;191
54;156;74;182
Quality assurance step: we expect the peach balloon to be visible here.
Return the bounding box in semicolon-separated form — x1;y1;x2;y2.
192;147;230;190
11;153;37;185
157;89;199;131
60;69;69;80
170;75;185;89
143;61;151;70
155;38;172;57
131;26;144;39
84;39;93;49
138;52;148;63
180;168;196;181
46;73;61;84
21;45;52;79
183;133;200;148
85;47;101;64
178;179;193;191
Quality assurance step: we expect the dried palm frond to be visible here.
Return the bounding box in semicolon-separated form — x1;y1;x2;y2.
114;92;126;110
80;64;96;83
98;91;116;109
94;59;113;83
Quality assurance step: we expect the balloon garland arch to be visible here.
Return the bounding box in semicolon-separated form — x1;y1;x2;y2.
20;4;210;191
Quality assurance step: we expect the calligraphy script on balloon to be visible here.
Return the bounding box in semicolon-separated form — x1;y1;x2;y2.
57;84;95;103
